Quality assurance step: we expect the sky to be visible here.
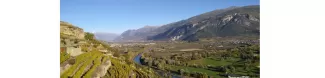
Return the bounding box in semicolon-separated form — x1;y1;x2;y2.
61;0;259;34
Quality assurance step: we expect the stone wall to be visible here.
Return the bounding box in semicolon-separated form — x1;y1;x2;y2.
66;47;83;57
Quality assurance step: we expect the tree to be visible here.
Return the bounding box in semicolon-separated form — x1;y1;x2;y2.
124;54;132;64
228;65;236;73
191;72;198;77
178;69;185;76
202;73;208;78
183;71;190;76
157;64;164;70
175;61;181;65
196;72;206;78
84;32;95;40
148;60;153;67
153;60;159;66
113;52;120;57
217;66;228;72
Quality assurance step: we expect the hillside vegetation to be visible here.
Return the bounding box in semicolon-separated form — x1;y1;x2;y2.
60;21;159;78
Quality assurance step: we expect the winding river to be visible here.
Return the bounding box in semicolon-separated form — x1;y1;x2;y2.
133;53;142;65
133;53;180;78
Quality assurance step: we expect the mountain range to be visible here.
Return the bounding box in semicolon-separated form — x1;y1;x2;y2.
94;32;119;42
113;5;260;42
113;25;159;42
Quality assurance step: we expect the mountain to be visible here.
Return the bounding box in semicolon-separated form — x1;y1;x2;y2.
148;5;260;41
114;25;159;42
94;32;119;42
115;5;259;42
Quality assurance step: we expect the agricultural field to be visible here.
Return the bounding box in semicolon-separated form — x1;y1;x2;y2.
60;51;107;78
187;58;235;67
60;50;158;78
167;65;221;77
60;52;70;64
137;39;260;78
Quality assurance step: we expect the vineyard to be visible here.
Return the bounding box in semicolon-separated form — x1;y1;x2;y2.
60;52;70;64
60;21;161;78
104;57;159;78
60;51;109;78
60;50;159;78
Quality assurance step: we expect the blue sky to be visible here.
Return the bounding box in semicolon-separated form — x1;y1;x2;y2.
61;0;259;34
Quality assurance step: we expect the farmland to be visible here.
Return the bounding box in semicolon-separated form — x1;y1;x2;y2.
120;38;261;78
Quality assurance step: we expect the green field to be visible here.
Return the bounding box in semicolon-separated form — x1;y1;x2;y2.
187;58;233;67
167;65;221;77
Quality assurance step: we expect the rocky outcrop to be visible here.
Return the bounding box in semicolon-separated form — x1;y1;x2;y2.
60;21;85;40
60;21;86;56
60;59;72;75
93;58;111;78
66;46;83;57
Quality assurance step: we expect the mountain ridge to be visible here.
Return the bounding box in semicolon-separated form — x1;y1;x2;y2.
94;32;119;42
115;5;260;42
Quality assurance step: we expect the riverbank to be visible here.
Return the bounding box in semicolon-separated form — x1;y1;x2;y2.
133;53;143;65
133;52;181;78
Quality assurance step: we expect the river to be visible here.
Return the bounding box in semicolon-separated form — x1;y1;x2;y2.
133;53;181;78
133;53;142;65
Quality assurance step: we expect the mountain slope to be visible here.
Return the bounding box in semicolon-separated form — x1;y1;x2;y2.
94;32;119;42
148;5;260;41
115;5;259;42
114;26;159;42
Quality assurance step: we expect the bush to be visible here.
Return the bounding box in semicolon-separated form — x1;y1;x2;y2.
113;52;120;57
84;32;95;40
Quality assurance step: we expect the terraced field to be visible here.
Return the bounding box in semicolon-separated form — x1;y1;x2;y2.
60;52;70;64
60;51;110;78
104;57;158;78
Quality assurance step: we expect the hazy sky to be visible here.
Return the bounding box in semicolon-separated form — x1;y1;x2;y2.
60;0;259;34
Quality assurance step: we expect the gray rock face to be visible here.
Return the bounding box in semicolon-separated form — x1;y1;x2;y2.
148;5;260;41
116;5;260;41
